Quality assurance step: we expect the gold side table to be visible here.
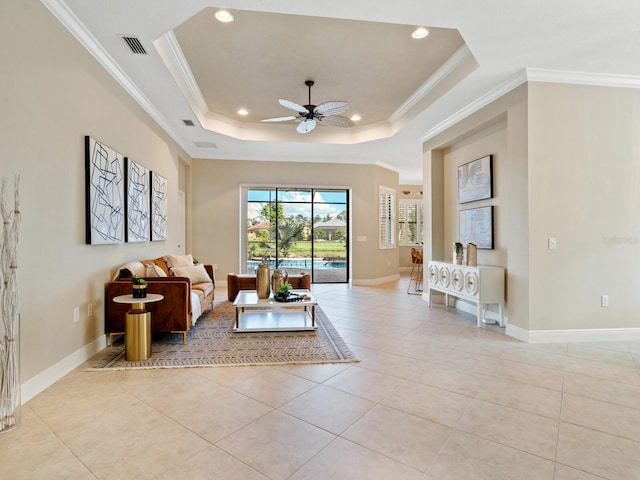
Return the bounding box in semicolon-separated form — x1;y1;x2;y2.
113;294;164;361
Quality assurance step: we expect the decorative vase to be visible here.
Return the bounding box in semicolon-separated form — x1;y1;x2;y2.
0;314;20;434
132;284;147;298
466;243;478;267
453;242;463;265
256;259;270;299
271;268;289;295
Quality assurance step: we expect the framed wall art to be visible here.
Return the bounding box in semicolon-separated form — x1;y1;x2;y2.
150;171;168;241
85;136;125;244
459;206;493;249
125;157;150;242
458;154;492;204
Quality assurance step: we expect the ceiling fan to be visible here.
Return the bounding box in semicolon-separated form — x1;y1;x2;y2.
261;80;353;134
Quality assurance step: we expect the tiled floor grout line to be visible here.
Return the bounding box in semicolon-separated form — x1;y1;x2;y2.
9;277;640;479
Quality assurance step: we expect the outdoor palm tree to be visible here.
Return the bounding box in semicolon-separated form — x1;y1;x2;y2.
276;217;306;258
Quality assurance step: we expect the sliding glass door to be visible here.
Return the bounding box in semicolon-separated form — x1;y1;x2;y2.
246;187;349;283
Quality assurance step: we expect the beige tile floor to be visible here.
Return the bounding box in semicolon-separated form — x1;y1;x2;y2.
2;277;640;479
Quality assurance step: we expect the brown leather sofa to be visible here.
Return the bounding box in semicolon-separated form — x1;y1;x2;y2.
105;257;214;344
227;272;311;301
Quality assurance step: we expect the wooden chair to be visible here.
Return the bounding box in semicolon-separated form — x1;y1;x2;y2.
407;247;423;295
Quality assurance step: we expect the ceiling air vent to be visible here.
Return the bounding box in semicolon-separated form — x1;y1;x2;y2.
121;36;148;55
194;141;218;149
182;119;195;126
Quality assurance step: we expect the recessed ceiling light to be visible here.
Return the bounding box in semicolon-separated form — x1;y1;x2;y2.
237;108;248;116
411;27;429;39
214;10;234;23
351;114;361;122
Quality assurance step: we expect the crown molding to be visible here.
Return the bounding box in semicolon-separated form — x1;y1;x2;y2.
526;68;640;88
154;31;209;120
390;45;474;123
419;66;640;145
419;69;528;144
40;0;195;157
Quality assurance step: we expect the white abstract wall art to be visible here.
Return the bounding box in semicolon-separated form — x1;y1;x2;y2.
125;158;150;242
458;154;493;204
85;136;125;244
151;171;168;241
459;206;493;249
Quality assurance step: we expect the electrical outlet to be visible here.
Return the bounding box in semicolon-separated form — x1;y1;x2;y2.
601;295;609;307
87;303;93;317
73;306;80;323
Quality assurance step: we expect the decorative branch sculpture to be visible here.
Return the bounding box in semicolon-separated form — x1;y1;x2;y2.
0;175;21;432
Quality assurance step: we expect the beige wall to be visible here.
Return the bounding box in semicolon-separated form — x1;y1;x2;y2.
425;81;640;333
190;159;399;285
424;86;528;327
1;0;190;384
7;0;637;396
528;82;640;330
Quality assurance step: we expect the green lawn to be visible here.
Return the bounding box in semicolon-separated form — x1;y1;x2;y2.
248;240;346;259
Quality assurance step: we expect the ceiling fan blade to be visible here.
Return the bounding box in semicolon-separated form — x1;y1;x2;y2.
279;99;309;114
261;115;298;123
296;118;316;134
315;101;349;117
318;115;353;128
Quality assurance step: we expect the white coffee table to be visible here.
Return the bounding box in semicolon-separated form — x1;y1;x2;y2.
232;289;318;332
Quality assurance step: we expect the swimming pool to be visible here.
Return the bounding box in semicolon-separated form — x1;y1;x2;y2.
247;259;346;270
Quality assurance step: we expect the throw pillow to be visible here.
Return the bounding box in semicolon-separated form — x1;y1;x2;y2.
165;254;194;269
153;257;170;276
171;264;210;284
144;263;167;278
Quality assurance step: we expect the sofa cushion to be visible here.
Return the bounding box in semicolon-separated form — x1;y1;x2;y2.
171;264;211;284
165;254;194;269
192;288;205;304
192;281;214;298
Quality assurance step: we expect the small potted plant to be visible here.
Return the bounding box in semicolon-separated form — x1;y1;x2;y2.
131;274;147;298
274;281;292;301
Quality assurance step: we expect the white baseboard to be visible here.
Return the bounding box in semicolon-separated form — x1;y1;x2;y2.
422;293;640;344
505;323;530;342
506;325;640;344
21;335;107;404
352;274;400;286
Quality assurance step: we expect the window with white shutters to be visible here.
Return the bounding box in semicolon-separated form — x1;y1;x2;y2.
379;186;395;249
398;199;423;245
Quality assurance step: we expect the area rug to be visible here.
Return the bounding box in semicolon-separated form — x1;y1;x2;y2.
86;301;357;371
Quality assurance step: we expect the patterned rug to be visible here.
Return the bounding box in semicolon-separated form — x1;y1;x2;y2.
86;301;357;370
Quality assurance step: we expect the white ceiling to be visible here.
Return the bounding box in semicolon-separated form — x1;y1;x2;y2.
46;0;640;184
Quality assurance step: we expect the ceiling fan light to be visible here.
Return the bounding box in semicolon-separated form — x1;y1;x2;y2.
411;27;429;39
350;114;361;122
214;10;234;23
